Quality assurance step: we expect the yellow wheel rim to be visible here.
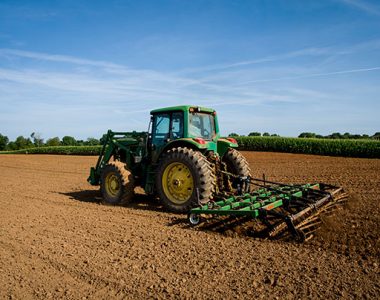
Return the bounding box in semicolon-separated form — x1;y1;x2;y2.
162;162;194;204
105;173;120;197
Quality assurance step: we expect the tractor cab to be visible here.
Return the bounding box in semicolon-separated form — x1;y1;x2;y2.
149;105;224;163
150;105;218;141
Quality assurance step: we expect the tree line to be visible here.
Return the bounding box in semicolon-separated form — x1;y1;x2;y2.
297;132;380;139
0;133;100;151
228;132;380;140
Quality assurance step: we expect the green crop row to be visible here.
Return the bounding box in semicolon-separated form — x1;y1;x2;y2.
235;136;380;158
1;138;379;158
0;145;102;155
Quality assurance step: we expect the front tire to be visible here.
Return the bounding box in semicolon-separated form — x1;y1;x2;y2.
100;161;135;205
156;147;216;213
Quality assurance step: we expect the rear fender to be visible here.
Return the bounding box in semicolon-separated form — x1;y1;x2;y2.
217;138;238;157
157;138;207;160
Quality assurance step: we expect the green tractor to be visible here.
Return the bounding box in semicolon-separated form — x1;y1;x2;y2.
88;105;251;212
88;105;348;241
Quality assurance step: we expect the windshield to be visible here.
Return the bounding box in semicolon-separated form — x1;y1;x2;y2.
189;112;216;140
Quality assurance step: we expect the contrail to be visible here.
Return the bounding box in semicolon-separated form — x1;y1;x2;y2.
178;47;333;74
338;0;380;16
234;66;380;86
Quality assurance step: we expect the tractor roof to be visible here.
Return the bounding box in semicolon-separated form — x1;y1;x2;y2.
150;105;215;114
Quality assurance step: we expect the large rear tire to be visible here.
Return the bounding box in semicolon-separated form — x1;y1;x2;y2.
100;161;135;205
223;148;251;190
156;147;216;213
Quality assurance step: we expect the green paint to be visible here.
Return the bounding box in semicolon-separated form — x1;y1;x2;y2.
190;183;320;219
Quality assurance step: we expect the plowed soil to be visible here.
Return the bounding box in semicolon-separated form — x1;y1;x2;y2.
0;152;379;299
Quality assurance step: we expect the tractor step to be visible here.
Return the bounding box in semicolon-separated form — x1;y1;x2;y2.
188;178;348;241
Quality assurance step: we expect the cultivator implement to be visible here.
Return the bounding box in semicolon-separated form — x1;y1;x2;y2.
188;178;348;241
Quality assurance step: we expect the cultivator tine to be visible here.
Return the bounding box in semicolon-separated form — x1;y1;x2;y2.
268;222;288;238
273;186;348;240
188;178;349;242
296;211;328;240
297;217;322;240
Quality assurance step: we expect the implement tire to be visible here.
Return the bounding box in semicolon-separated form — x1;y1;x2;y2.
100;161;135;205
156;147;216;213
223;148;251;178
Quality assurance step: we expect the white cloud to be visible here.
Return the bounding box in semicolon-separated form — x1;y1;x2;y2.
177;47;337;75
233;66;380;86
0;48;124;69
337;0;380;16
0;45;379;138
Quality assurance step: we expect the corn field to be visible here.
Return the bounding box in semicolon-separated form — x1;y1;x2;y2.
236;137;380;158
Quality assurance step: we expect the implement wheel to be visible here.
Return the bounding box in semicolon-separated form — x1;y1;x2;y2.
156;147;215;213
100;161;135;205
188;213;201;226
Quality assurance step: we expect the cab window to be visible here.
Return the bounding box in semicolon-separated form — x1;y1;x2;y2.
189;112;215;140
152;113;170;146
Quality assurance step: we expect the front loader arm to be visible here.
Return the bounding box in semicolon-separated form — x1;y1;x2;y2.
87;130;133;185
88;130;116;185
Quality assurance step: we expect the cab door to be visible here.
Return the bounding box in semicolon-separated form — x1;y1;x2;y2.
152;113;171;148
150;112;184;163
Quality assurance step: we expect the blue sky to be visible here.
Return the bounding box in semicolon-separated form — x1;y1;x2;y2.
0;0;379;140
